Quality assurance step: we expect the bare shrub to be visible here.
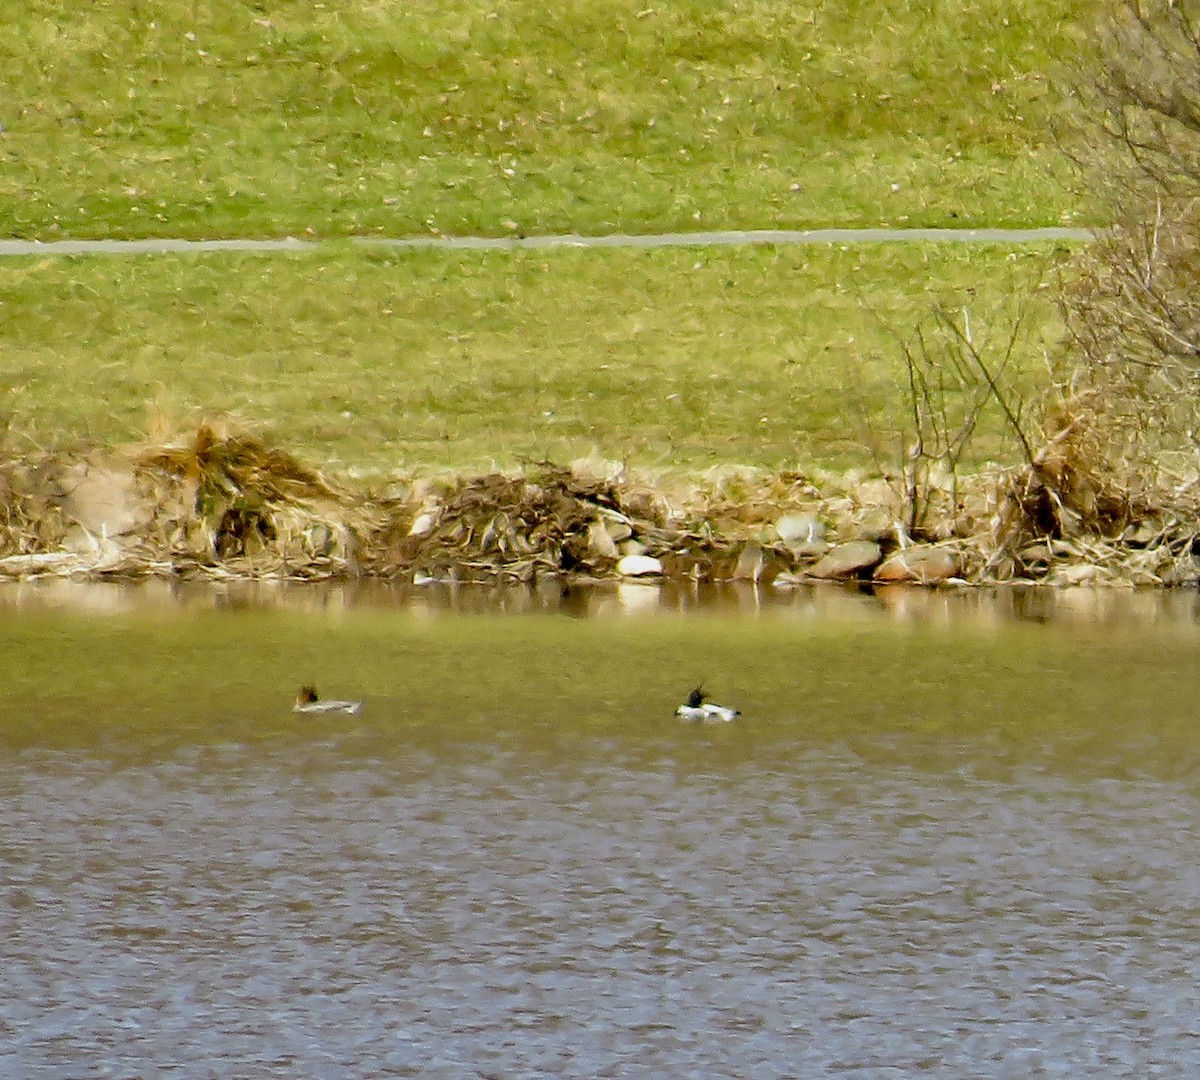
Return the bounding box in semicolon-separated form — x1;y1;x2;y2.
1063;0;1200;499
850;297;1045;544
1083;0;1200;206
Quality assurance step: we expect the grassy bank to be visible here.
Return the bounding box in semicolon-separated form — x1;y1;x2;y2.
3;242;1068;477
1;1;1094;495
3;0;1088;239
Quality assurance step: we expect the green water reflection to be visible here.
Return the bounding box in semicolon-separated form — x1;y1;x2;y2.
2;580;1198;787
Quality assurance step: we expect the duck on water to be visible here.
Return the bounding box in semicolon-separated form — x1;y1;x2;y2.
294;686;363;715
675;686;740;723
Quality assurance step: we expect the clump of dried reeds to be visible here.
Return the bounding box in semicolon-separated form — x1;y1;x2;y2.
134;422;370;574
0;406;70;557
0;458;70;557
972;384;1200;585
139;422;340;506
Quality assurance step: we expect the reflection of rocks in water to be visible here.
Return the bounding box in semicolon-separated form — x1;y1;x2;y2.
616;581;662;614
2;573;1199;629
733;542;765;582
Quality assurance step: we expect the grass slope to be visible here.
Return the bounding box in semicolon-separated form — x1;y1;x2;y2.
2;243;1068;475
2;0;1088;239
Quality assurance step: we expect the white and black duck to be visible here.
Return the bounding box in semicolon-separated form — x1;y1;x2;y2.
674;686;739;724
294;685;363;715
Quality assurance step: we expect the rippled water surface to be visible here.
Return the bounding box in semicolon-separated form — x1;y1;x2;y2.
4;581;1200;1077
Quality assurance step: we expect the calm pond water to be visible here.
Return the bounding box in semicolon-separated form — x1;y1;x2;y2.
4;580;1200;1077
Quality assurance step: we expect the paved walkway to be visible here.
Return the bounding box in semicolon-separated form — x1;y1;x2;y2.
0;226;1091;257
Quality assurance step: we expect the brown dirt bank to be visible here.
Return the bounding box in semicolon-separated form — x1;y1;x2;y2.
0;424;1196;589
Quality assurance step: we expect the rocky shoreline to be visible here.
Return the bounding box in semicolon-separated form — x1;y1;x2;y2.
0;425;1196;589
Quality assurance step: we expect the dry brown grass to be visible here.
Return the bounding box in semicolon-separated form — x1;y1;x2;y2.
130;422;370;573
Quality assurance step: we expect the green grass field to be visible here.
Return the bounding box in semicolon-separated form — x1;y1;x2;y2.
3;0;1089;240
3;242;1067;476
1;1;1094;478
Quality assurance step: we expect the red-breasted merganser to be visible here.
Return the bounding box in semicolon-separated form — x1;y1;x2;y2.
294;685;363;715
674;686;739;723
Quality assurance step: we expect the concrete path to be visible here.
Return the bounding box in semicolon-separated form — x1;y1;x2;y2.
0;226;1091;258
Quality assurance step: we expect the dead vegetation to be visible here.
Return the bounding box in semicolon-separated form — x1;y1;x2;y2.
1006;0;1200;585
0;415;1192;587
802;0;1200;590
371;464;667;582
132;423;364;573
0;459;71;556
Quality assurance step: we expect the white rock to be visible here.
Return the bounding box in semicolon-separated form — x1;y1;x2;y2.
775;512;823;546
616;554;663;578
60;460;147;537
1049;563;1110;586
587;520;620;559
409;511;438;536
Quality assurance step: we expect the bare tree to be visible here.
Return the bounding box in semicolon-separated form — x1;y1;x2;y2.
1063;0;1200;489
1086;0;1200;204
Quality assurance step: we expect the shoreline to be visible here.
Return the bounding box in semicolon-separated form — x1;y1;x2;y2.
0;425;1192;590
